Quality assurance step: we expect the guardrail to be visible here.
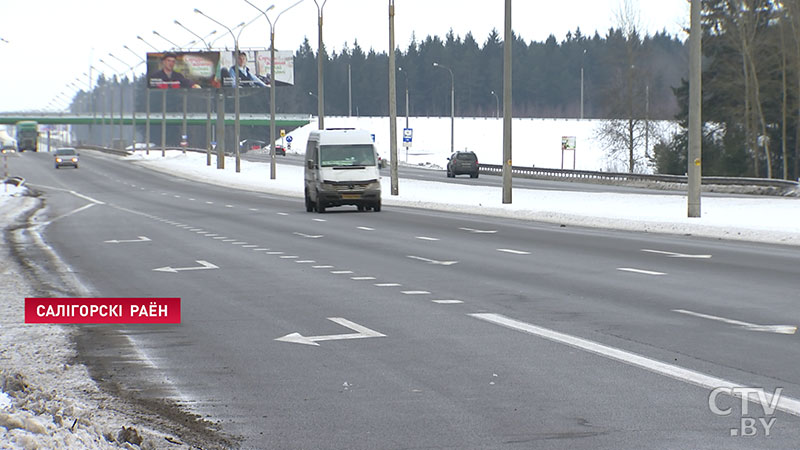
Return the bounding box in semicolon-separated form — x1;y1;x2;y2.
479;164;800;196
2;176;25;187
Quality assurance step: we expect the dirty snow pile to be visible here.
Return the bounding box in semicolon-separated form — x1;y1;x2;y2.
0;185;191;449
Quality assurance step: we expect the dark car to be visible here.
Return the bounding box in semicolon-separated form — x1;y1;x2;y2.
54;148;79;169
273;144;286;156
446;151;479;178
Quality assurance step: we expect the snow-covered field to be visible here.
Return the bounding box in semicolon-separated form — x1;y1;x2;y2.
1;115;798;448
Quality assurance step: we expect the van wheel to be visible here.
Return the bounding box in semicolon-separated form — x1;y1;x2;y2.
373;201;381;212
357;205;365;212
471;172;478;178
305;189;314;212
316;193;326;213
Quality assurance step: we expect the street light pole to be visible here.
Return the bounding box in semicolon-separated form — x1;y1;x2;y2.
128;42;153;154
433;62;454;153
490;90;499;118
580;49;586;120
99;58;124;149
314;0;327;130
688;0;702;217
195;9;260;173
245;0;303;180
109;53;141;150
399;66;409;129
502;0;512;204
389;0;398;196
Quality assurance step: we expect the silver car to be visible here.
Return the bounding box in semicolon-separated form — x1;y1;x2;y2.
54;148;79;169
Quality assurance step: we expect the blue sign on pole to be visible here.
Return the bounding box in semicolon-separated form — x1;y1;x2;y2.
286;135;293;143
403;128;413;146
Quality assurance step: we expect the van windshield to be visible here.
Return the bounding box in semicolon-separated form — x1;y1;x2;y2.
319;144;376;167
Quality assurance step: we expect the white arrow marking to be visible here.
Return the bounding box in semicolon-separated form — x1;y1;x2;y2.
104;236;151;244
153;260;218;273
642;249;712;259
293;232;323;239
617;267;666;276
276;317;386;346
459;227;497;234
673;309;797;334
407;255;459;266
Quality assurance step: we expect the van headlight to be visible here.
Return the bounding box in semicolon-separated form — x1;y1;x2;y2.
366;181;381;191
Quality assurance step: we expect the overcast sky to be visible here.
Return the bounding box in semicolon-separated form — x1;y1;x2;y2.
0;0;689;112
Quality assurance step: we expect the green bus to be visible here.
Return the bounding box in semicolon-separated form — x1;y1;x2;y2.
16;120;38;152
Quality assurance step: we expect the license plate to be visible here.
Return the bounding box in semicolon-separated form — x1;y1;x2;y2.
341;194;361;199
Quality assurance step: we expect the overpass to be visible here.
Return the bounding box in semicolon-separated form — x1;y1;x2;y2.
0;112;312;127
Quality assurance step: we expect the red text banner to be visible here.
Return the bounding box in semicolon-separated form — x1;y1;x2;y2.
25;298;181;324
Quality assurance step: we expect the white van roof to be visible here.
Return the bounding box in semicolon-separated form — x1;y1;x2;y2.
308;128;374;145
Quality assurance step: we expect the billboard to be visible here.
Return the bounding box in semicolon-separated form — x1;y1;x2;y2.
220;49;295;88
147;52;221;89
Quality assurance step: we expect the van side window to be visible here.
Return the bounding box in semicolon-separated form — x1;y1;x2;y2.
306;140;317;164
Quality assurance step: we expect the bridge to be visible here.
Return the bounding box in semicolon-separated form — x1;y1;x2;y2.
0;112;312;127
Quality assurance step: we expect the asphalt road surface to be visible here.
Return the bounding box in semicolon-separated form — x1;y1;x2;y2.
8;149;800;449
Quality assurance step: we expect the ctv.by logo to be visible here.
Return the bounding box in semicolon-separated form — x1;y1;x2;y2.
709;387;782;436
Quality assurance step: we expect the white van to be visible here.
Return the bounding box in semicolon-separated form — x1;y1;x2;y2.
304;128;382;213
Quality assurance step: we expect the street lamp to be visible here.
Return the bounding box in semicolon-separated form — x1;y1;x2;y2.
490;90;499;119
150;32;197;157
398;66;409;129
109;53;143;150
194;8;256;173
433;62;454;153
245;0;304;180
580;49;586;120
173;22;218;166
91;65;108;145
123;45;152;154
99;58;124;148
313;0;327;130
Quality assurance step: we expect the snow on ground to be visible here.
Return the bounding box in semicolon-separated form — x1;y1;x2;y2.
2;124;799;448
130;149;800;246
0;184;194;449
275;116;676;172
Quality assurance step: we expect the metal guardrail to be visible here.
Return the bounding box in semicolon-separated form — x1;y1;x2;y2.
479;164;800;196
3;176;25;187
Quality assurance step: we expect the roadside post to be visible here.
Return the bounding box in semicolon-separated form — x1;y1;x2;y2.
402;127;412;163
561;136;576;170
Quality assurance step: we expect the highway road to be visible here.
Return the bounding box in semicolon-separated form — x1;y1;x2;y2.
7;149;800;449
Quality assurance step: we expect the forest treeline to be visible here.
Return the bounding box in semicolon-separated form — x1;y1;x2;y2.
72;1;800;179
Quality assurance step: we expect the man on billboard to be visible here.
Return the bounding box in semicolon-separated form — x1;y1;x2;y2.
149;52;201;89
228;51;268;87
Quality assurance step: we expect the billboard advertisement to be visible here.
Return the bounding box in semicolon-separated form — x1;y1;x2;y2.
147;51;221;89
220;49;295;88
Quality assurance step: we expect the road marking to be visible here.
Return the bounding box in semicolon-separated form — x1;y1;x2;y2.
295;260;316;264
331;270;354;274
276;317;385;346
68;191;105;205
267;251;284;255
206;201;214;204
104;236;151;244
471;313;800;418
433;300;464;304
617;268;666;276
497;248;530;255
407;255;458;266
206;234;218;237
313;265;334;269
153;260;218;273
416;236;440;241
249;208;259;211
357;226;375;231
460;227;497;234
232;242;248;245
174;195;181;198
351;276;376;280
375;283;401;287
312;218;326;222
212;236;227;240
673;309;797;335
642;249;712;259
402;291;430;295
189;228;202;232
280;255;299;259
277;212;289;216
293;232;323;239
222;239;236;242
189;198;195;201
196;231;211;234
242;245;258;248
253;248;270;251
